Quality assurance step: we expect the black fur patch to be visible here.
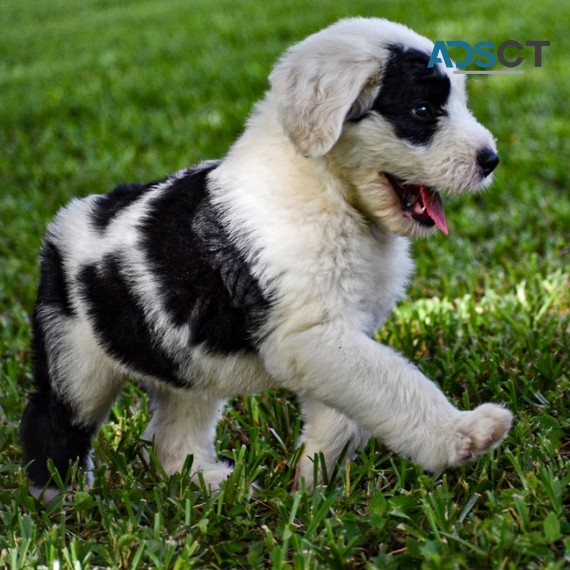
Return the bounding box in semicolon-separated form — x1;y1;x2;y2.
140;164;271;355
373;46;451;145
37;240;75;318
77;255;184;386
90;181;156;231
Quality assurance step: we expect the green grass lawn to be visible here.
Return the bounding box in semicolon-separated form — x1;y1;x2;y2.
1;0;569;568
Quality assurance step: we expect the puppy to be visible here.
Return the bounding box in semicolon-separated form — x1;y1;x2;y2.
21;17;512;500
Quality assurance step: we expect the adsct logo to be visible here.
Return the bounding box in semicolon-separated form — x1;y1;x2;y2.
428;40;550;74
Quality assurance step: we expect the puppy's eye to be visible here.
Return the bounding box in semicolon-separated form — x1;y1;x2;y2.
412;104;434;119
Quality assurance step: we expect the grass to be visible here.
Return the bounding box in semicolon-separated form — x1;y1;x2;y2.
1;0;569;567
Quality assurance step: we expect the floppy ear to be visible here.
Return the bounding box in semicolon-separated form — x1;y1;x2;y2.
269;37;381;157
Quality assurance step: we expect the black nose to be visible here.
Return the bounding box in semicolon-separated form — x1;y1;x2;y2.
477;148;500;177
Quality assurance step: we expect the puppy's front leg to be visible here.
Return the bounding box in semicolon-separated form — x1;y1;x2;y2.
295;398;370;490
267;326;512;471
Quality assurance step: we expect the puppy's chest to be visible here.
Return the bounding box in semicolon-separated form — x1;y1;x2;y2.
346;235;413;332
267;226;412;333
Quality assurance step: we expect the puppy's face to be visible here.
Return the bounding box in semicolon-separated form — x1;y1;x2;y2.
270;18;499;238
330;46;498;237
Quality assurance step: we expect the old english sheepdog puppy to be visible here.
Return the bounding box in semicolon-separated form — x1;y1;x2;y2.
21;17;511;500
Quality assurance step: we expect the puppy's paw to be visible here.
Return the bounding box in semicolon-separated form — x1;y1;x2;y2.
193;463;234;493
30;485;65;504
30;455;94;504
448;403;512;466
293;457;321;492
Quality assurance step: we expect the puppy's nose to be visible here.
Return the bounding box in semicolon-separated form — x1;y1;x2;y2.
477;148;500;177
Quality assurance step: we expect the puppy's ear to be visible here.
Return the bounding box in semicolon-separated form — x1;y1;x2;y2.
269;38;380;157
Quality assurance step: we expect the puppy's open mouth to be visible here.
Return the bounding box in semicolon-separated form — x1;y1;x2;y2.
383;173;448;235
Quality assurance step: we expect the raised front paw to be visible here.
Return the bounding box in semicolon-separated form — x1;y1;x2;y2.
448;403;513;466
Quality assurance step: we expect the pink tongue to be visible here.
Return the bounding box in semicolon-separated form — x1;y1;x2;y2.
421;186;448;235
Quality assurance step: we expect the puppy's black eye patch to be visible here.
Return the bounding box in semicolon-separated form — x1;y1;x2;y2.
371;46;451;145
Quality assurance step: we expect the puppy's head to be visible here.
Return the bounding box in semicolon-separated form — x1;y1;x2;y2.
269;18;498;237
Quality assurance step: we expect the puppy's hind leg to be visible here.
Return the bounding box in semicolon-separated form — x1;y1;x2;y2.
20;316;123;502
142;386;232;491
294;398;370;491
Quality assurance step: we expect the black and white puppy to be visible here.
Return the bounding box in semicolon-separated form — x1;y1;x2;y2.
21;17;511;500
